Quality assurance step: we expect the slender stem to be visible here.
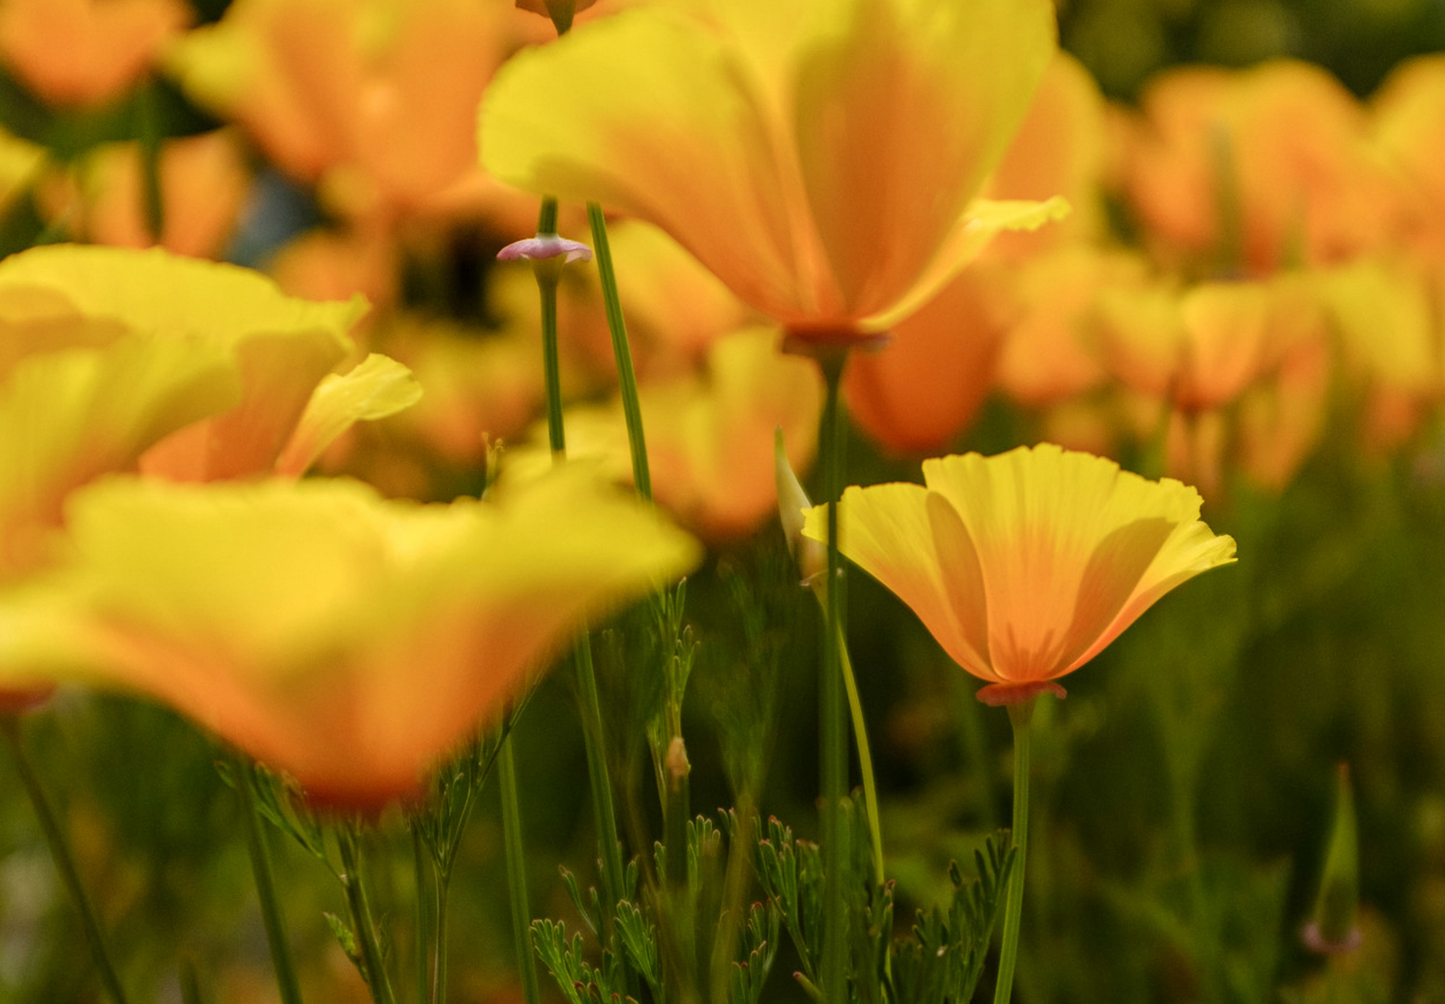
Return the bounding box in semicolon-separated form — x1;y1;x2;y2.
536;198;566;457
135;77;165;244
992;699;1035;1004
817;352;849;1004
499;736;543;1004
587;202;652;502
234;756;304;1004
575;638;627;926
533;195;628;933
432;868;450;1004
836;633;883;886
1;716;131;1004
339;826;397;1004
411;826;433;1004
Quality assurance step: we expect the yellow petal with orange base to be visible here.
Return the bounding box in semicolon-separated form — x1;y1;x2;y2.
22;468;699;807
804;444;1235;698
482;0;1058;331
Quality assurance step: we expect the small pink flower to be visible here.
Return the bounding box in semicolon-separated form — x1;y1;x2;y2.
496;234;593;265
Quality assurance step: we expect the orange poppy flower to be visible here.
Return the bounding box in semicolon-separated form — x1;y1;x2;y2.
1123;60;1400;274
802;443;1235;705
42;131;252;260
843;261;1014;455
515;327;821;543
0;0;188;107
168;0;519;219
4;468;699;807
480;0;1063;344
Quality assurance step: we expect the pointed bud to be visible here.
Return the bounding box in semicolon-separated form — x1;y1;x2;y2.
774;428;826;590
1303;763;1361;954
514;0;596;35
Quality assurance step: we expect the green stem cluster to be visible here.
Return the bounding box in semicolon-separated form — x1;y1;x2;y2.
235;756;304;1004
339;826;397;1004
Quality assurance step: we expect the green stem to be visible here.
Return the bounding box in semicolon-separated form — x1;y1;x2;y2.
536;198;566;457
135;78;165;244
992;699;1035;1004
818;352;849;1004
499;736;543;1004
339;826;397;1004
837;634;883;886
411;826;432;1004
575;638;628;927
587;202;652;502
432;867;450;1004
533;195;628;934
234;756;304;1004
1;716;131;1004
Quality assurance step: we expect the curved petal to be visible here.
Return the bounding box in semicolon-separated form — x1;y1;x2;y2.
793;0;1057;320
803;482;996;681
480;9;816;322
274;353;422;477
922;444;1232;682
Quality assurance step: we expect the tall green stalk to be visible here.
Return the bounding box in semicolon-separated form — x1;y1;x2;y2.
992;699;1036;1004
531;195;629;929
411;827;432;1004
1;716;131;1004
499;737;543;1004
234;756;304;1004
338;826;397;1004
817;351;849;1004
587;202;652;502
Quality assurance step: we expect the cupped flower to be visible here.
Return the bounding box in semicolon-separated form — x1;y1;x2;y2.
0;244;387;482
167;0;519;219
6;468;700;807
480;0;1062;342
802;443;1235;704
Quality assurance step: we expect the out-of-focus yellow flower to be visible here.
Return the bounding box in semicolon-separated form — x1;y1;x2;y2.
843;262;1013;456
802;443;1235;705
0;246;414;569
168;0;518;220
1322;256;1443;451
374;314;543;468
1123;60;1400;274
41;131;252;259
0;0;189;107
1372;55;1445;252
481;0;1063;344
517;328;821;543
1;468;700;806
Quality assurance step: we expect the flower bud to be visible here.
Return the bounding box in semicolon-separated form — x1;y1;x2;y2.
1303;763;1361;954
774;428;826;590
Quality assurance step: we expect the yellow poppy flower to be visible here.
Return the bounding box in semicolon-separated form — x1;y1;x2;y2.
7;468;699;807
802;444;1235;705
480;0;1063;343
